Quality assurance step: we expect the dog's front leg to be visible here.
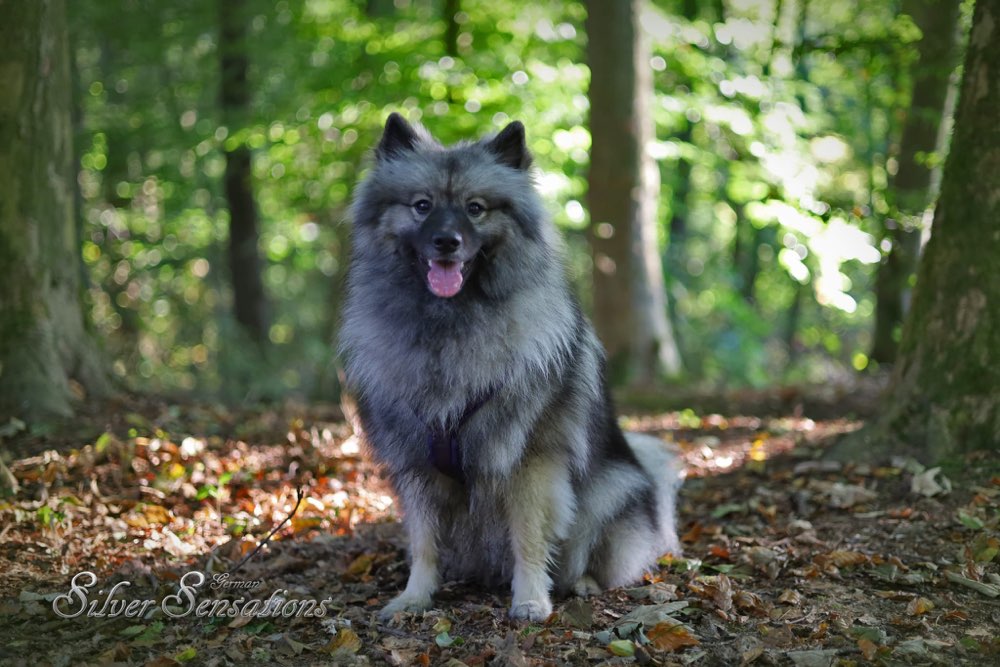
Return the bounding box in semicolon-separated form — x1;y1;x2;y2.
507;457;574;622
380;481;441;619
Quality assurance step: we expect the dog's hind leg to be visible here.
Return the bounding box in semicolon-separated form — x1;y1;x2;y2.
506;456;575;621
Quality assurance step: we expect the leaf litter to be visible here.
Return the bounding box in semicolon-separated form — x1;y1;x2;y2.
0;391;998;665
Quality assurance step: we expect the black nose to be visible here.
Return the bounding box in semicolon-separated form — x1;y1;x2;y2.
432;231;462;254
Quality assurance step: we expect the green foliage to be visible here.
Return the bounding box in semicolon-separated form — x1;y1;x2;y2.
68;0;955;396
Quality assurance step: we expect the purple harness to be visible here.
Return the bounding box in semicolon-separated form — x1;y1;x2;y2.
421;388;497;483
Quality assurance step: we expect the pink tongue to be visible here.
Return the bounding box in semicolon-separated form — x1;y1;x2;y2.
427;261;464;297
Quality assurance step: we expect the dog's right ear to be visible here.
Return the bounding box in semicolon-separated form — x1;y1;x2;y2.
376;113;419;161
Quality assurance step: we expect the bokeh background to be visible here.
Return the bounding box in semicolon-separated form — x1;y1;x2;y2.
67;0;968;400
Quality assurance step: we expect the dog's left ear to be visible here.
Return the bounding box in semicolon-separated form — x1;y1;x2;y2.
486;121;532;170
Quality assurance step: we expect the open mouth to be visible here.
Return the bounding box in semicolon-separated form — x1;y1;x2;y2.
423;257;473;298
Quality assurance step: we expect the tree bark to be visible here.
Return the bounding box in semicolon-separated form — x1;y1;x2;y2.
219;0;269;344
0;0;108;420
586;0;682;385
870;0;962;365
858;0;1000;458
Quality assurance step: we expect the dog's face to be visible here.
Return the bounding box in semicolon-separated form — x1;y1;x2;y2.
352;113;544;299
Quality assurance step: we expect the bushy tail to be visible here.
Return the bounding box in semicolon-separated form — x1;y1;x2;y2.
625;432;683;556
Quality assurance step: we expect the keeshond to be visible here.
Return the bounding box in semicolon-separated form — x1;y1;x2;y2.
339;113;681;621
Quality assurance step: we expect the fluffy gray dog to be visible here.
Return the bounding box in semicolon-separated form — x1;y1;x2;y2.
339;113;681;621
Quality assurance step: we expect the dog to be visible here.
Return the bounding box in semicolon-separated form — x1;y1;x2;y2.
338;113;681;621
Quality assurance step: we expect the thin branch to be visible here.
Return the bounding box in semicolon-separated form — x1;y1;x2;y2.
228;486;304;574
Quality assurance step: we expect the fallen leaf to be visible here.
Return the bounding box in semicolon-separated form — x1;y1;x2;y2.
559;598;593;629
824;550;869;568
325;628;362;654
284;634;307;655
894;638;931;659
941;609;970;622
733;589;766;614
345;553;374;578
607;639;635;657
680;522;703;544
173;646;197;662
778;589;801;605
970;533;1000;563
291;516;323;533
647;621;700;652
142;503;172;524
911;467;951;497
709;544;731;559
828;483;877;508
906;597;934;615
944;571;1000;597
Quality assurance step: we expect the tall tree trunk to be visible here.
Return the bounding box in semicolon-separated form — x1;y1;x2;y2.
0;0;108;420
219;0;268;344
858;0;1000;458
870;0;962;365
586;0;682;385
443;0;460;58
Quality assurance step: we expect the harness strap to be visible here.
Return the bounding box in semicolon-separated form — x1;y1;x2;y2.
419;387;497;483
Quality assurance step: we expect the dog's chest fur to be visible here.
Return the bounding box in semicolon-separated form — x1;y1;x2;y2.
344;276;577;426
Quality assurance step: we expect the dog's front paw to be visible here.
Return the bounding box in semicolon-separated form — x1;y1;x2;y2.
378;592;432;620
509;598;553;622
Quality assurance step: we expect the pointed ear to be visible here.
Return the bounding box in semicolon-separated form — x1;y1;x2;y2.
486;121;531;170
376;113;419;161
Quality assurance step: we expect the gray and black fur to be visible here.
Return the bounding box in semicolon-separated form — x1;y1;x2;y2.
339;113;681;621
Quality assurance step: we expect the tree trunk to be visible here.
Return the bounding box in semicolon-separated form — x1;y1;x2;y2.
219;0;269;344
860;0;1000;458
586;0;682;385
0;0;108;420
870;0;962;365
443;0;460;58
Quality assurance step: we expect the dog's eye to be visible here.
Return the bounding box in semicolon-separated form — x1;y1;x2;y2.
412;199;432;215
466;201;485;217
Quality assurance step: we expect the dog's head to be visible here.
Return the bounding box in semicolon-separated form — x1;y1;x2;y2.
351;113;550;299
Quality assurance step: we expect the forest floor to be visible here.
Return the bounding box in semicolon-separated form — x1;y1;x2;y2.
1;385;998;667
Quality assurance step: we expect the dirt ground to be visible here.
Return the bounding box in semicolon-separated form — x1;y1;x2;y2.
0;389;998;666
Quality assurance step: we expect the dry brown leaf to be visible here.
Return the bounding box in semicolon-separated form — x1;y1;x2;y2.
858;638;878;660
941;609;970;622
345;553;375;578
291;516;323;533
647;621;700;652
733;589;766;615
906;596;934;615
709;544;731;559
142;504;172;524
777;589;801;605
325;628;362;654
681;522;703;544
825;550;869;568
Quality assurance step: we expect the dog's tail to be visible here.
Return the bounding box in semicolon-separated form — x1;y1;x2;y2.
625;432;683;556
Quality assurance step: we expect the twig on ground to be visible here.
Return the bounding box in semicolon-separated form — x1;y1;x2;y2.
228;486;304;574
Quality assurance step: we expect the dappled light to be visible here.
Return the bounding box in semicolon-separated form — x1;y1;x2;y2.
64;0;939;393
2;0;998;664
